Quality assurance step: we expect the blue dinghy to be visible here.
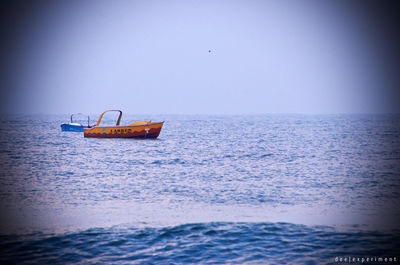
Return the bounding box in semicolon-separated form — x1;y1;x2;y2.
61;114;91;132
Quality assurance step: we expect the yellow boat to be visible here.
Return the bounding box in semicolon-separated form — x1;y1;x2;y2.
83;110;164;139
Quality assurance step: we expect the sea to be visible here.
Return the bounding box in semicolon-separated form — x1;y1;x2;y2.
0;114;399;264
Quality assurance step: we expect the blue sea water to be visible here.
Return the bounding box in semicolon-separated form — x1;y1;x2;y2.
0;114;399;264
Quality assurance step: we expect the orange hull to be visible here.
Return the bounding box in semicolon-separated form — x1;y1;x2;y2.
84;122;163;138
83;110;164;138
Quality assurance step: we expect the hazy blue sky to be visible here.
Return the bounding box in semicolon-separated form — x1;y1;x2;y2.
1;0;399;114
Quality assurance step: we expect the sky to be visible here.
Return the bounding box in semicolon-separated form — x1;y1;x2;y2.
0;0;399;115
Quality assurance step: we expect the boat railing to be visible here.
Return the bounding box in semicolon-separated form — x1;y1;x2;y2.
70;113;91;127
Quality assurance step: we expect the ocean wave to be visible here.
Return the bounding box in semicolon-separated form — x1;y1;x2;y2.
1;222;399;264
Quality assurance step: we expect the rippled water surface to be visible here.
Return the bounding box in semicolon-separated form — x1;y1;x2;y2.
0;114;399;263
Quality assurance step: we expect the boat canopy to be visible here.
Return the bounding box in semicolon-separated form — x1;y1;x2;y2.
96;110;122;126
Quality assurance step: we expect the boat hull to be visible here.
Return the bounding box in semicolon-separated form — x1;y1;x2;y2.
61;124;85;132
83;122;164;138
